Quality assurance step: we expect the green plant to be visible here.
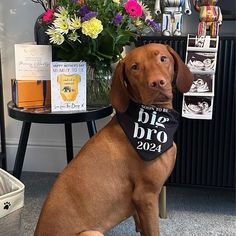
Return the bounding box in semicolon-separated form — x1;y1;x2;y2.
35;0;159;69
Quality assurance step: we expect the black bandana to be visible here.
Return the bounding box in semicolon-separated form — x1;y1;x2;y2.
116;101;179;161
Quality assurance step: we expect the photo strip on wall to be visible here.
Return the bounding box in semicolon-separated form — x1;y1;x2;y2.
182;35;219;120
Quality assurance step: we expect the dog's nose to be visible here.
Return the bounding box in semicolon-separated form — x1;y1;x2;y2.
149;79;167;88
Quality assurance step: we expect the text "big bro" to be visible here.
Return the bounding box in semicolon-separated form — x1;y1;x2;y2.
133;108;169;143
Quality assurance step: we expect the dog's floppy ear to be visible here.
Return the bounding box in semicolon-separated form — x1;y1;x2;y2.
111;60;129;113
166;45;193;93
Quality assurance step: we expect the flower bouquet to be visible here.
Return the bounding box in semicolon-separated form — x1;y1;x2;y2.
33;0;160;106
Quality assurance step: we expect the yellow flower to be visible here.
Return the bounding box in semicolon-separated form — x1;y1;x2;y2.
81;18;103;39
112;0;120;4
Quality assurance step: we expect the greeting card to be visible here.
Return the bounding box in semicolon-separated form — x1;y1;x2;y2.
51;61;86;112
15;44;52;80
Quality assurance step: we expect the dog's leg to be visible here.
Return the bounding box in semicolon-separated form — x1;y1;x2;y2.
132;187;160;236
78;231;104;236
133;211;142;233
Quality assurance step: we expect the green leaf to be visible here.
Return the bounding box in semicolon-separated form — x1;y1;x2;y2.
96;51;113;60
116;30;136;45
97;31;115;58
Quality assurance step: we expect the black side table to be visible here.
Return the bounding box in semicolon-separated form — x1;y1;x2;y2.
8;101;113;179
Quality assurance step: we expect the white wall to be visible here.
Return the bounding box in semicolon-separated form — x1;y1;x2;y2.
0;0;110;173
0;1;235;173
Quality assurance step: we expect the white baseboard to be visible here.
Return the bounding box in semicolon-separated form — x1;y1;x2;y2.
5;138;84;173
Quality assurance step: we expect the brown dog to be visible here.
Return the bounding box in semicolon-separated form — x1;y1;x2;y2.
34;43;193;236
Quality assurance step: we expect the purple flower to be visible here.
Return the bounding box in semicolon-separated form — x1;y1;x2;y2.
113;14;123;25
146;19;160;31
81;12;98;22
80;5;90;16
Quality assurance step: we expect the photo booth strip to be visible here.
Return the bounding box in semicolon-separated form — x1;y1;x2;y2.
186;35;219;52
186;51;217;74
182;96;214;120
182;35;219;120
186;73;215;96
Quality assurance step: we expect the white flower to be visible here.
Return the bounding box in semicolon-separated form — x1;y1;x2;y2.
68;31;79;41
46;26;65;45
138;1;152;20
134;18;143;27
70;15;81;30
112;0;120;4
54;6;68;20
46;26;57;37
53;18;70;34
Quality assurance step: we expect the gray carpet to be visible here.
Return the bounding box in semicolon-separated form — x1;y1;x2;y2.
19;172;235;236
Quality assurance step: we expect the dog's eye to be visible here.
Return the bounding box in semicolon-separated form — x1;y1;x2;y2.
160;56;167;62
131;64;139;70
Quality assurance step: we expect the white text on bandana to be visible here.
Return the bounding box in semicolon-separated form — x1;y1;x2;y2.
116;101;179;161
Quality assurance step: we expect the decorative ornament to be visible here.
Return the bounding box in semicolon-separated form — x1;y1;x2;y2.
155;0;192;36
193;0;222;38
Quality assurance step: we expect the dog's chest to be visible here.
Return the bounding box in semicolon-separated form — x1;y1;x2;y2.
116;101;179;161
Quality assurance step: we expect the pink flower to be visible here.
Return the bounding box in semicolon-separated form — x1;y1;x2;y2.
42;9;54;23
124;0;142;17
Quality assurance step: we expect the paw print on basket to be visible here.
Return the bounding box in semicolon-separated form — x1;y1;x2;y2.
3;201;11;210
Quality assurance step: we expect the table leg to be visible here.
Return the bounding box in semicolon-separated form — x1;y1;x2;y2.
64;123;73;163
13;122;31;179
0;135;7;170
86;120;97;138
2;154;7;170
0;110;7;170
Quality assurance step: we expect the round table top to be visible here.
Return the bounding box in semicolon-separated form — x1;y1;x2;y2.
7;101;113;124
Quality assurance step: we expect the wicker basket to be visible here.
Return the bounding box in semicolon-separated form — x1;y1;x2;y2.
0;168;25;236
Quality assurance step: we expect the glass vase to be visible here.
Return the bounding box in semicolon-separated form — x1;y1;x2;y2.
86;65;112;108
34;14;49;45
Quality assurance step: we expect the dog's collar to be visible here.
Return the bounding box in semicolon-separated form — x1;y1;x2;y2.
116;101;179;161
